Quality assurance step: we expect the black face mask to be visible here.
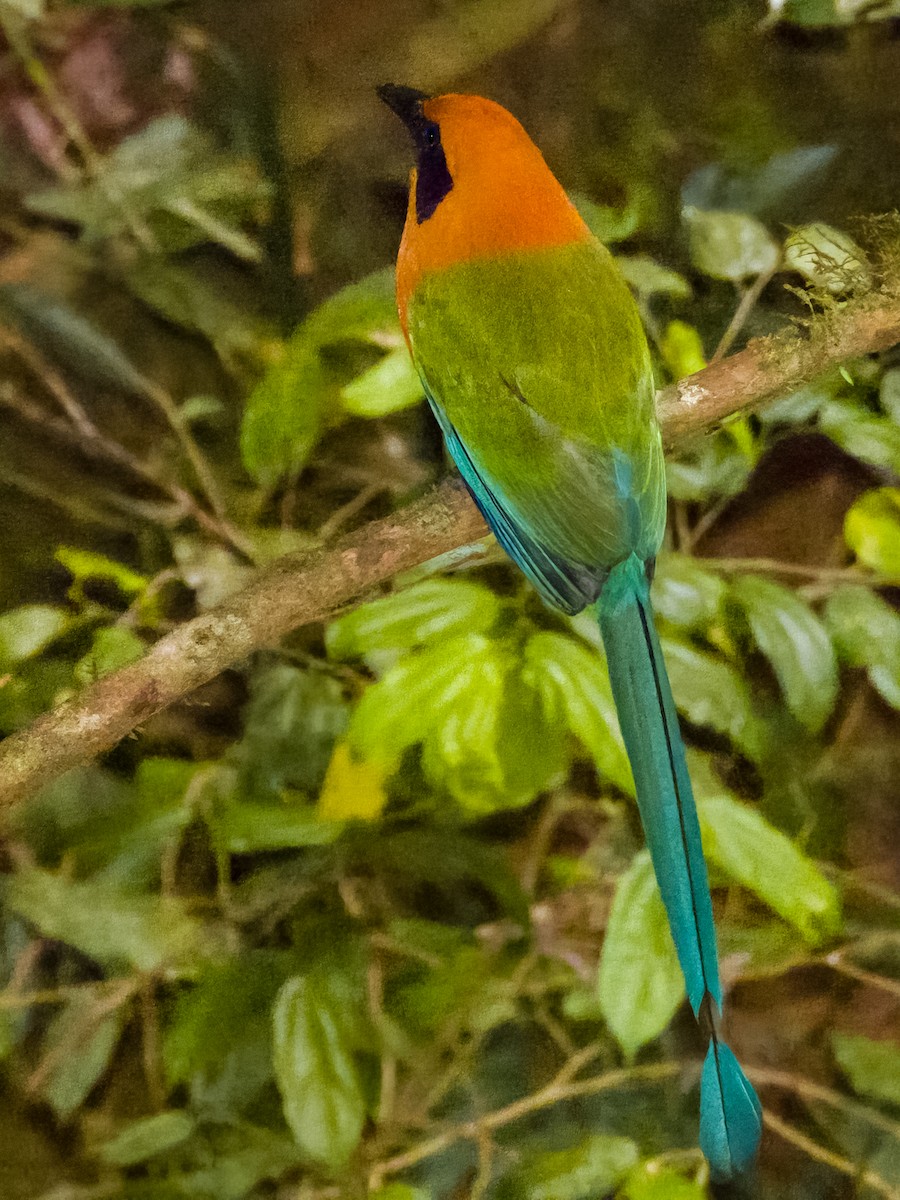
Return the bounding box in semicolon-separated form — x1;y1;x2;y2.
378;84;454;223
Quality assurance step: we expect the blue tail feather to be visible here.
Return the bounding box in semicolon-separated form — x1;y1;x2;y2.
596;554;761;1178
701;1039;764;1179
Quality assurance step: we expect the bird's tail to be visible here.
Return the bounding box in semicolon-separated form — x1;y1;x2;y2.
596;554;762;1178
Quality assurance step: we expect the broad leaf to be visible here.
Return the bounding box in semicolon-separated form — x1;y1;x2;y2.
41;992;123;1118
496;1134;639;1200
526;631;632;793
821;399;900;475
327;578;501;659
783;223;871;293
340;344;423;416
101;1111;196;1166
421;647;566;814
621;1165;707;1200
652;554;727;631
700;794;841;944
833;1033;900;1106
273;974;366;1168
0;605;69;667
74;626;144;684
683;207;780;281
318;740;389;821
844;488;900;579
824;585;900;707
164;950;297;1108
661;637;765;759
659;319;706;380
597;851;686;1058
348;632;496;766
730;574;838;731
240;268;399;485
6;868;202;971
238;663;348;800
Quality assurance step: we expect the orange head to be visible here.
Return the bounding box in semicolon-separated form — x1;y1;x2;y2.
378;86;591;331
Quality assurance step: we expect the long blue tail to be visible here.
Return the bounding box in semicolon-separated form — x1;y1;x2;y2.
596;554;762;1178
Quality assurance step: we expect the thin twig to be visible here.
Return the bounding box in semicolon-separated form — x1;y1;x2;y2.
369;1061;680;1186
0;386;253;557
749;1065;900;1142
711;266;779;364
704;556;867;582
763;1110;900;1200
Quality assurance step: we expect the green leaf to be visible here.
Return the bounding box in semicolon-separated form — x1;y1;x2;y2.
125;256;269;365
349;633;494;765
880;367;900;423
238;663;348;800
74;626;144;684
212;798;342;853
821;399;900;475
621;1164;707;1200
327;578;501;659
651;554;727;631
573;194;642;244
165;1126;300;1199
496;1134;639;1200
5;868;202;971
164;951;297;1088
616;255;692;302
824;585;900;707
0;285;155;397
771;0;900;29
240;268;399;485
422;647;566;814
659;319;706;380
661;637;765;759
683;207;780;281
783;223;871;294
844;488;900;578
369;1187;431;1200
101;1110;196;1166
526;631;633;793
41;992;123;1118
730;575;838;732
26;115;265;256
0;604;69;667
833;1033;900;1106
56;547;147;599
699;794;841;944
340;344;423;416
598;851;685;1058
272;974;366;1168
666;432;751;502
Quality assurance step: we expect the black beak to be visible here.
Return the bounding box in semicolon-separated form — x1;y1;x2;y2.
377;84;430;133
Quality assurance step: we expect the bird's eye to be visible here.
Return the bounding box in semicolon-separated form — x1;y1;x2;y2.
424;122;439;146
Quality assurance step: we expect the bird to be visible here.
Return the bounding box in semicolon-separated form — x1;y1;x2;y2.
377;84;763;1179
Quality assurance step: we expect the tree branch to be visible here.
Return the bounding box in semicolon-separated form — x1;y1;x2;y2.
1;287;899;813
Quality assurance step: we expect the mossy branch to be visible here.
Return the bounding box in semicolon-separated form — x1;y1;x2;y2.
1;284;899;814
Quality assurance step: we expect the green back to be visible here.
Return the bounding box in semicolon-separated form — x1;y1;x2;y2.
406;239;666;585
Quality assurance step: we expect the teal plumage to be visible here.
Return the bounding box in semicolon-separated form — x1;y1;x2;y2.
381;85;763;1178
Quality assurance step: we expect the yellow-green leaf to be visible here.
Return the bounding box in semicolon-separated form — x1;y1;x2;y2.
700;794;841;944
845;488;900;579
597;851;685;1058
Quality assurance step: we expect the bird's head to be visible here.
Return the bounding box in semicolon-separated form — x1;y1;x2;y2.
378;86;590;325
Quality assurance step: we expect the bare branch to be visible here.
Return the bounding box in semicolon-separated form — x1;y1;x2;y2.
1;286;899;813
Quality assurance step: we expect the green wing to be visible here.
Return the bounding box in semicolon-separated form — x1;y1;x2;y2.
407;239;667;608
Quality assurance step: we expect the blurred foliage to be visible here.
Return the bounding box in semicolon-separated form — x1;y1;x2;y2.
0;2;900;1199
